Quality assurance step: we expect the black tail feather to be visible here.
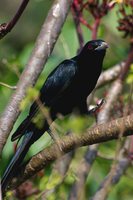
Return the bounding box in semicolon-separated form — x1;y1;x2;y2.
11;117;30;141
2;119;50;196
1;131;33;194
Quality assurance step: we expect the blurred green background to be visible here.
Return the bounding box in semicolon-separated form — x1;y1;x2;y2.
0;1;132;199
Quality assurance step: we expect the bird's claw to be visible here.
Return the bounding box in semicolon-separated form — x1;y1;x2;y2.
88;98;106;115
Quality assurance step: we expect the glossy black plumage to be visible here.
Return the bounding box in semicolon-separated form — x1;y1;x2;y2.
1;39;108;193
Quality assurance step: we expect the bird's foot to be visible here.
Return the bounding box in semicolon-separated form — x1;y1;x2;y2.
88;98;106;115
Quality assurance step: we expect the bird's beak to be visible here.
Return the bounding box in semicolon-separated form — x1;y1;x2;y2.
95;42;109;51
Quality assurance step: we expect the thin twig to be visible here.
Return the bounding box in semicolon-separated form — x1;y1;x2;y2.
0;0;29;39
35;99;60;143
0;82;17;90
97;152;113;161
71;3;84;49
92;18;100;40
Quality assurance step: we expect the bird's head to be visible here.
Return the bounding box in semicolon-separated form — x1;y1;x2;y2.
79;39;109;57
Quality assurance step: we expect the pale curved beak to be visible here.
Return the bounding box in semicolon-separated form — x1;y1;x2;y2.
95;42;109;51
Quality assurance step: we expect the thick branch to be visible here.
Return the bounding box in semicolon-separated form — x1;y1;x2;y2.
96;62;125;88
0;0;73;155
8;114;133;190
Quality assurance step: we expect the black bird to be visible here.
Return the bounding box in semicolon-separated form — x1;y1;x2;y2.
1;39;108;193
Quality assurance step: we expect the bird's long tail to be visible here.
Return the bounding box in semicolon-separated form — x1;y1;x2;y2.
1;131;33;194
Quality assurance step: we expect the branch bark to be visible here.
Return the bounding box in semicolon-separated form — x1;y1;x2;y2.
0;0;73;155
8;114;133;190
96;62;125;88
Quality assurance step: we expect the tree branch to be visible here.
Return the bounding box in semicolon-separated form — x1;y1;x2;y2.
92;18;100;40
0;82;17;90
91;138;131;200
71;2;84;49
0;0;29;39
96;62;125;88
8;114;133;190
0;0;73;155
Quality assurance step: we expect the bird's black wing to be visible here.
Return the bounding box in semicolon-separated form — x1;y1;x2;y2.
11;59;77;141
38;59;77;106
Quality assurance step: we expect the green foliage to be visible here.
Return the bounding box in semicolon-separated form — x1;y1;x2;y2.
20;87;39;111
126;64;133;84
57;114;93;134
46;171;63;190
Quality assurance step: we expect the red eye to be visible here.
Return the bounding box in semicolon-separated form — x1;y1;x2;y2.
88;44;93;50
